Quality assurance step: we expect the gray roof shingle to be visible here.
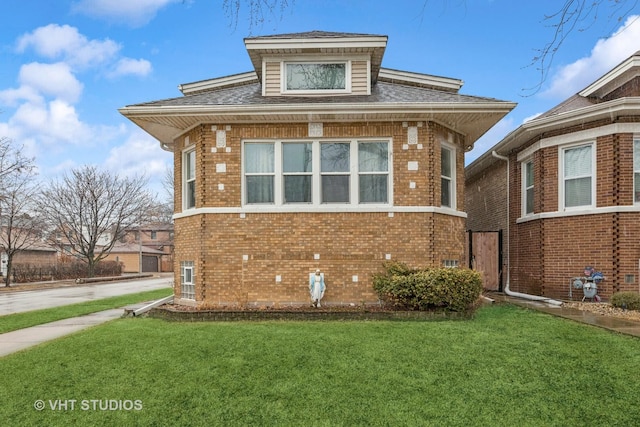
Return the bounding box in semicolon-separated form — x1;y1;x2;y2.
128;80;506;109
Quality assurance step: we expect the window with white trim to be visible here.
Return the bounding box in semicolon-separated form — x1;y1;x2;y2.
522;159;534;215
283;62;348;93
183;149;196;210
634;138;640;203
180;261;195;300
561;143;594;209
440;145;455;208
243;139;390;206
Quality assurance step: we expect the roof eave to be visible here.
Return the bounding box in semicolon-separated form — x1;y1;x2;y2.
466;97;640;178
119;101;516;152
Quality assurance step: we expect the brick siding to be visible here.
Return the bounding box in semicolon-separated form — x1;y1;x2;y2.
506;126;640;300
173;121;467;306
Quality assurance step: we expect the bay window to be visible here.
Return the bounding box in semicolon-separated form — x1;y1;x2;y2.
561;144;594;209
243;139;390;206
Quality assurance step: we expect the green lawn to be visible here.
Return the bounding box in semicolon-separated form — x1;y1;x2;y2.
0;288;172;334
1;304;639;426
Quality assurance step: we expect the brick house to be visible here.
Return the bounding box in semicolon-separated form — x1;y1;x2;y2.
121;223;175;272
104;242;167;273
466;51;640;301
120;31;514;307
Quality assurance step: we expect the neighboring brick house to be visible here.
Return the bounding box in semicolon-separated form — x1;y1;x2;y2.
120;31;515;307
122;223;174;272
104;242;167;273
1;243;57;278
466;51;640;301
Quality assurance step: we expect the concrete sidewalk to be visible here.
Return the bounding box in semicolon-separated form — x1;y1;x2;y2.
2;296;640;359
0;304;144;358
494;295;640;338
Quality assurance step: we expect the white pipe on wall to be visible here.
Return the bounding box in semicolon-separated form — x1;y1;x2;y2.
491;151;563;306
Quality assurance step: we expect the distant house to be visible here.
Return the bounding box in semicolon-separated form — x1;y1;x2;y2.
466;51;640;300
120;31;514;307
104;242;167;273
122;223;174;272
1;242;57;278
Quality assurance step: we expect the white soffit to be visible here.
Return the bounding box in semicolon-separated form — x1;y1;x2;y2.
579;55;640;98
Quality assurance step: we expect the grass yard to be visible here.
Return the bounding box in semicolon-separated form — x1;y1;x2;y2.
1;304;639;426
0;288;172;334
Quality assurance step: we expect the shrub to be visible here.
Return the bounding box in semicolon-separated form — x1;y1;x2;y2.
372;262;483;312
610;292;640;311
12;260;123;283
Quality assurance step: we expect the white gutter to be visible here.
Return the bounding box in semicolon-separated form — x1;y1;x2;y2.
491;150;563;306
131;295;174;317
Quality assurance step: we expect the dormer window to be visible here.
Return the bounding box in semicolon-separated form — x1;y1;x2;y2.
283;61;350;94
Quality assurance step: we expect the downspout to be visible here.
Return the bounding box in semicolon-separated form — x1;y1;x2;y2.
491;151;563;306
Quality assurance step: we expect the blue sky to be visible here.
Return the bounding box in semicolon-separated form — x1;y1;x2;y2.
1;1;639;195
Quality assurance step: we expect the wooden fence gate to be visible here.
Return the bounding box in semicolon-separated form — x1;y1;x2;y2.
466;230;502;291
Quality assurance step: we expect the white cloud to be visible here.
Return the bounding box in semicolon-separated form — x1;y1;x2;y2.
16;24;120;70
11;99;91;145
0;85;42;107
72;0;181;27
19;62;84;103
543;15;640;99
108;58;153;78
104;129;171;191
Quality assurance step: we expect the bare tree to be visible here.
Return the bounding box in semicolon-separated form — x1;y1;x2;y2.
224;1;638;93
38;166;155;278
162;164;174;206
0;173;43;287
222;0;294;33
0;138;38;286
0;137;32;181
525;0;640;95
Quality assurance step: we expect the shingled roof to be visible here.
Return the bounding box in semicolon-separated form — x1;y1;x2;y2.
120;31;516;151
466;50;640;179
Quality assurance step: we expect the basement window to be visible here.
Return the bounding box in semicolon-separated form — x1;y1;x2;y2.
442;259;459;268
180;261;195;300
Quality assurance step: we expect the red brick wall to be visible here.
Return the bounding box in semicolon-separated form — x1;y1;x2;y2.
173;121;467;306
507;130;640;300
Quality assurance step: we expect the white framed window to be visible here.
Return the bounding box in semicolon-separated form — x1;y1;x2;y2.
180;261;195;300
282;61;350;94
358;142;389;204
634;138;640;204
522;159;534;215
243;139;390;206
183;148;196;210
440;144;456;209
560;143;595;209
442;259;459;268
245;143;275;204
283;142;313;203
